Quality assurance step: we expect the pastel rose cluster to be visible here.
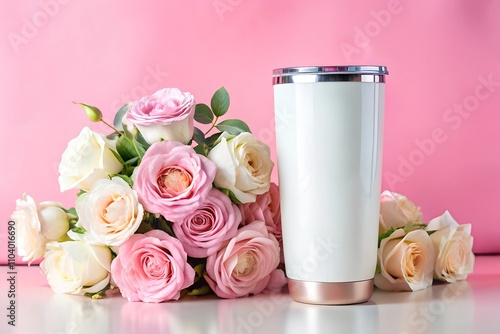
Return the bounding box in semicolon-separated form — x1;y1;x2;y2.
375;190;475;292
11;87;284;302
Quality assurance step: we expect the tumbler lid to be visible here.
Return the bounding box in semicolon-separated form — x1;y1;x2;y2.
273;65;388;84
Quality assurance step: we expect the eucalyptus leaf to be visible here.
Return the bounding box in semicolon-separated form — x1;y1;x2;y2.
113;103;129;131
194;103;214;124
215;119;251;135
211;87;230;117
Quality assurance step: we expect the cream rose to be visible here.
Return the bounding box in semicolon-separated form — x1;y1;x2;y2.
77;177;144;247
375;229;435;291
426;211;475;283
58;127;123;192
11;194;70;264
379;190;423;234
40;240;112;295
208;132;274;204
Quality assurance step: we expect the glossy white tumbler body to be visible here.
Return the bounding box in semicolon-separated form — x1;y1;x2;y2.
272;66;388;304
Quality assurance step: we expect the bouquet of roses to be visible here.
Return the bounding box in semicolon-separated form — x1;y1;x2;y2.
375;191;475;292
11;87;286;302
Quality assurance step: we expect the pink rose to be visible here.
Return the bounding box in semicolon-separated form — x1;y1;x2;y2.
111;230;195;303
240;182;283;262
172;188;241;258
133;140;217;222
205;221;280;298
126;88;195;144
263;268;287;294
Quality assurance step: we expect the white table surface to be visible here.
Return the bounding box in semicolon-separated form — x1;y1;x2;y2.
1;255;499;334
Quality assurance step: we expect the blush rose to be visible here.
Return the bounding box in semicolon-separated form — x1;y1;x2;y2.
133;140;217;222
173;188;241;258
111;230;195;303
205;221;280;298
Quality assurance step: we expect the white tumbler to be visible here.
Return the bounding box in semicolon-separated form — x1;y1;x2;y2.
272;66;388;305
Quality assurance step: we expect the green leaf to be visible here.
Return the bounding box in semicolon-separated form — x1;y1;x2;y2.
132;138;146;160
377;223;428;248
193;127;206;145
69;222;86;234
194;145;207;156
122;121;134;139
193;263;205;278
113;103;129;131
211;87;230;117
135;131;150;149
187;285;212;296
116;136;138;162
378;227;396;248
215;119;251;135
194;103;214;124
124;156;139;166
205;132;222;147
109;174;133;187
136;221;154;234
110;149;126;165
219;188;243;205
76;190;87;198
427;229;437;236
121;165;135;177
157;216;175;237
65;207;78;217
84;283;111;299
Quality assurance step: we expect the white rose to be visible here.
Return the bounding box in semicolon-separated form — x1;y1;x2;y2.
11;194;70;264
208;132;274;203
375;229;435;291
77;177;144;247
426;211;475;283
40;241;112;295
38;201;71;241
125;88;195;144
58;127;123;192
379;190;423;234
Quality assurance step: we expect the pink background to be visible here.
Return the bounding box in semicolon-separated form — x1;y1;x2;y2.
1;0;499;264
